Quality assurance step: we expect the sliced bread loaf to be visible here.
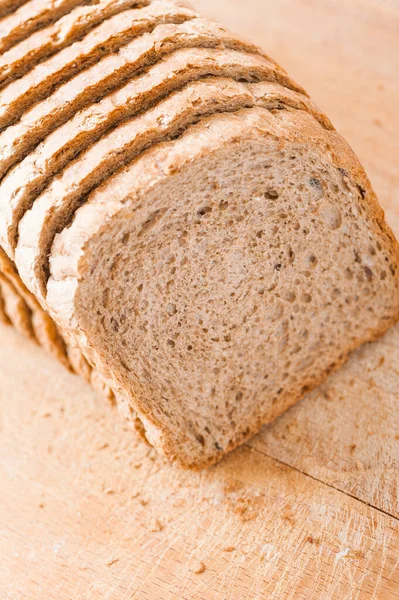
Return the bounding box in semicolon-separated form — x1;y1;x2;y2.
46;107;399;467
0;0;151;89
0;0;397;468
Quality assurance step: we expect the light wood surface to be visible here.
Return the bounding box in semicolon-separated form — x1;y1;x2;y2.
1;0;399;598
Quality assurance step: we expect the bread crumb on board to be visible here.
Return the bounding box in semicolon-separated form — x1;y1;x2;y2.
190;560;206;574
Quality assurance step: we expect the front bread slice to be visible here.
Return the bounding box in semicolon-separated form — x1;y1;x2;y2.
46;107;399;467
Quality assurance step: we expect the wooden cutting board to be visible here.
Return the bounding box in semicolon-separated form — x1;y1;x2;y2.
1;0;398;598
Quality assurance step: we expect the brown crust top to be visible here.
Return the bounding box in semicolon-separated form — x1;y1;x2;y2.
0;16;268;182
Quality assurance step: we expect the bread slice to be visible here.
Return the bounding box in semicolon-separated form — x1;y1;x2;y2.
0;247;70;368
0;274;35;341
0;1;196;130
0;0;150;89
44;107;399;467
1;49;318;260
14;77;320;300
0;0;85;54
0;17;275;182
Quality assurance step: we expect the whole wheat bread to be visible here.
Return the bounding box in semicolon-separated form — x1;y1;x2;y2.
0;0;397;467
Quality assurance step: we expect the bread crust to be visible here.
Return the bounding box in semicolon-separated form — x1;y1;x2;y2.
0;273;35;341
0;247;70;368
0;0;28;19
0;284;10;325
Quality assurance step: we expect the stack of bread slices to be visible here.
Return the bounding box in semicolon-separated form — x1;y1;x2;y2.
0;0;398;467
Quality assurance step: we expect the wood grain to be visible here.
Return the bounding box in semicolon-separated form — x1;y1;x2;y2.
1;325;399;600
1;0;399;598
